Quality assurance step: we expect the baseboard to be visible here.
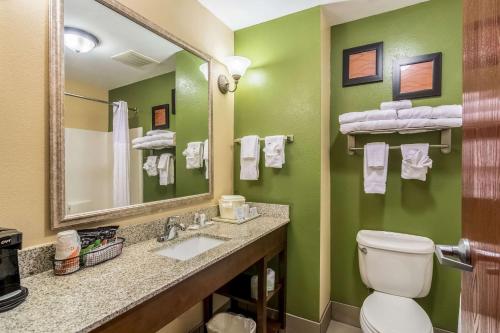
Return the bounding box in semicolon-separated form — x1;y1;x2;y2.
266;301;331;333
331;301;455;333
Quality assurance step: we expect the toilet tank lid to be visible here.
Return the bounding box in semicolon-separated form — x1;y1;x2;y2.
357;230;434;254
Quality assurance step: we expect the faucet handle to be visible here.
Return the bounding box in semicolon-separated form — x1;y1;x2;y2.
167;215;180;224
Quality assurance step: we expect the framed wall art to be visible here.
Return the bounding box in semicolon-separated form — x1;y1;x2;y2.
152;104;170;130
343;42;383;87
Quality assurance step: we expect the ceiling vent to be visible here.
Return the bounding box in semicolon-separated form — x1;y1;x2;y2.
111;50;160;68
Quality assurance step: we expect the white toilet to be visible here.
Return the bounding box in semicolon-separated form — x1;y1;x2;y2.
357;230;435;333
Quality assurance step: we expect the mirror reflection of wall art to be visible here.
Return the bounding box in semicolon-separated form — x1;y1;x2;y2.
343;42;383;87
392;52;442;100
152;104;170;129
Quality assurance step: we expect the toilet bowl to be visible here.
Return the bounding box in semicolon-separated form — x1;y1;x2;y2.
357;230;435;333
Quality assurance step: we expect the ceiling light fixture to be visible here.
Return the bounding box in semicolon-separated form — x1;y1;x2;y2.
64;27;99;53
218;56;251;94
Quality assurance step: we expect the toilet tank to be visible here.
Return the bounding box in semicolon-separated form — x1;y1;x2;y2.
357;230;434;298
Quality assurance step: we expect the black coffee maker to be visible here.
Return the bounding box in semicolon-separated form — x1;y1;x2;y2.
0;228;28;312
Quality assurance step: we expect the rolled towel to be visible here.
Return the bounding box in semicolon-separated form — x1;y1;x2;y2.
133;139;175;149
380;100;412;110
339;109;397;124
397;106;433;120
132;133;176;145
397;118;462;134
432;105;462;119
340;119;398;134
146;130;175;137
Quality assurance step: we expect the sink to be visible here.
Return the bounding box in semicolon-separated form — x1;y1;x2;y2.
154;235;226;261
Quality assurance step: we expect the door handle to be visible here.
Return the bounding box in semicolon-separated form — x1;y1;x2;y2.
435;238;473;272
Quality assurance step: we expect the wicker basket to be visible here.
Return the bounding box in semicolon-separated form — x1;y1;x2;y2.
53;237;125;275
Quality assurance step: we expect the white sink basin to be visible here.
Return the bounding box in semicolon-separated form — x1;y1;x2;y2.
154;235;226;261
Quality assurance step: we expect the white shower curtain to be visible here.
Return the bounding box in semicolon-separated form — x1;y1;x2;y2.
112;101;130;207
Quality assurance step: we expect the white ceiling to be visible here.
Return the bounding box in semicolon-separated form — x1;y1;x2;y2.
197;0;429;30
64;0;183;90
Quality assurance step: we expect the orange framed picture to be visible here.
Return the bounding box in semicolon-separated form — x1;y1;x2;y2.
392;52;442;100
343;42;383;87
152;104;170;130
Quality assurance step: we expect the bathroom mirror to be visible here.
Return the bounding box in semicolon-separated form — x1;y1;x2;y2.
50;0;213;229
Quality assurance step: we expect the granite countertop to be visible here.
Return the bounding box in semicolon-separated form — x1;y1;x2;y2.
0;216;289;333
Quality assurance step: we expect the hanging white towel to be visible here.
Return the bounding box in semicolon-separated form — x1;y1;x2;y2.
339;109;397;124
112;101;130;207
203;139;209;179
143;155;158;177
263;135;285;168
240;135;260;180
365;142;386;168
401;144;433;181
380;100;412;110
158;153;174;185
364;143;389;194
182;142;204;169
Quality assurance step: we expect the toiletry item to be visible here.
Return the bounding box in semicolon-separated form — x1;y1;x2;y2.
251;268;276;299
235;207;246;220
219;195;246;220
199;213;207;227
194;213;200;225
249;207;258;218
242;204;250;219
77;226;118;255
55;230;80;260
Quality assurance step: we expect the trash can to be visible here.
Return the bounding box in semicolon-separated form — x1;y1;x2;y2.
206;313;256;333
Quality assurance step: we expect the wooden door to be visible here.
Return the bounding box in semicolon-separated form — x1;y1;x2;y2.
461;0;500;332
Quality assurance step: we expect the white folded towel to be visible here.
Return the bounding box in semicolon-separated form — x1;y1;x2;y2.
381;100;412;110
241;135;260;159
203;139;209;179
340;120;398;134
397;105;462;120
339;109;397;124
396;118;462;134
263;135;285;168
400;144;433;181
432;105;462;119
365;142;386;168
146;130;175;137
240;135;260;180
133;139;175;150
397;106;433;120
143;155;158;177
364;143;389;194
182;142;204;169
158;153;174;185
132;133;176;145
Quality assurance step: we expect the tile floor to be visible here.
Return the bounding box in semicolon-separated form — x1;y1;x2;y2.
326;320;362;333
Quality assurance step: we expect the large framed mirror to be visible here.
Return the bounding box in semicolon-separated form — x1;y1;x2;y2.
50;0;213;229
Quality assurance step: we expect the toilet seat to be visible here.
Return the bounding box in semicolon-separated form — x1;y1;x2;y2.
360;292;433;333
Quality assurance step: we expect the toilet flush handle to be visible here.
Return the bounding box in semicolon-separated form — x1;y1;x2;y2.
435;238;473;272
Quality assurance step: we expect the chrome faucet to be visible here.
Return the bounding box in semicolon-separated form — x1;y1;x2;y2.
157;216;185;242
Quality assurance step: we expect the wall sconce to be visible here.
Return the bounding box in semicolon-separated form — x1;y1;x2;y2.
218;56;251;94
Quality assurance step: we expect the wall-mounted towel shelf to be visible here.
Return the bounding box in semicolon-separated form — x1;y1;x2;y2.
346;128;452;155
234;135;294;144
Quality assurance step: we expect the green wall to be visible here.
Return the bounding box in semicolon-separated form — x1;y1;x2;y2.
234;7;323;321
175;50;209;197
330;1;462;331
109;72;177;202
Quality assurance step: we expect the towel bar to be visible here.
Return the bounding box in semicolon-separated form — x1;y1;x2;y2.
347;128;452;155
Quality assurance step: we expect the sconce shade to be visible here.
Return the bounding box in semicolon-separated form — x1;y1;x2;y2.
199;62;209;81
224;56;251;79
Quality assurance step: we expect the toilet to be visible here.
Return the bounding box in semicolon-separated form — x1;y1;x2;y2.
357;230;435;333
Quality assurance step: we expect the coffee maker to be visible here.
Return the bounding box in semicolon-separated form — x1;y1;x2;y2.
0;228;28;312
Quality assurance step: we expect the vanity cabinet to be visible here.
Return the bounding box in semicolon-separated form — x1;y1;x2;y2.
91;226;287;333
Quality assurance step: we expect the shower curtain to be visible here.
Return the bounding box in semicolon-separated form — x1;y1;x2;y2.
112;101;130;207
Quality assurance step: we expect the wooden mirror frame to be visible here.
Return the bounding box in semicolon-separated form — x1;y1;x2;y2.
49;0;214;229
